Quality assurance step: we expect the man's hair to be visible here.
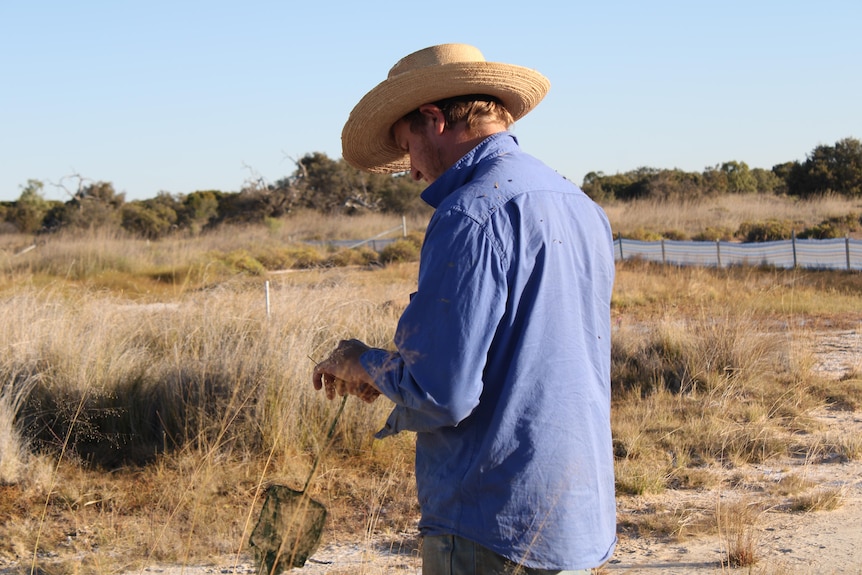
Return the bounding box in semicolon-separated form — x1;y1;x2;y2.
402;95;514;135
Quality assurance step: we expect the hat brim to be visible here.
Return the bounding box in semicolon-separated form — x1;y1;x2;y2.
341;61;550;173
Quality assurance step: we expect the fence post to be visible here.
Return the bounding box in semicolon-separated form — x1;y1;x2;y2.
847;234;852;271
265;280;271;319
792;230;798;269
618;234;624;261
402;215;407;238
716;239;722;268
661;239;666;265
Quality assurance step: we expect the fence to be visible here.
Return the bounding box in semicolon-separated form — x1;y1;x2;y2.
311;216;408;253
317;219;861;272
615;235;862;271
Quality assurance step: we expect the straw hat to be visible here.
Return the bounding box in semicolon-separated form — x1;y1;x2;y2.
341;43;550;173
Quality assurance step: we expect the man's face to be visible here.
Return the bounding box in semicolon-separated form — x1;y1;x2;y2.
392;117;447;184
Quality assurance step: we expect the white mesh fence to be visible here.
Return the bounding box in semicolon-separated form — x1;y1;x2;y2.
615;236;862;271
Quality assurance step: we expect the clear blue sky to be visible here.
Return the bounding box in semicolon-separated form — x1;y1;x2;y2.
2;1;860;202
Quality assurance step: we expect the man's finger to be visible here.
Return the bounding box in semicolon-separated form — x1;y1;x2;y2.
324;375;336;399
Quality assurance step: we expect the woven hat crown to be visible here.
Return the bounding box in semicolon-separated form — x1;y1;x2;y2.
341;43;550;173
387;44;486;79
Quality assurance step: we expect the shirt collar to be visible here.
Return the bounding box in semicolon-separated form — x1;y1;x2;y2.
420;131;520;208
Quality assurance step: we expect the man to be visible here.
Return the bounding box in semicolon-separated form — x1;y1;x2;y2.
312;43;616;574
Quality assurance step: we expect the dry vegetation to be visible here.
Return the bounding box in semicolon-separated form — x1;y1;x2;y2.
1;195;861;574
603;192;862;241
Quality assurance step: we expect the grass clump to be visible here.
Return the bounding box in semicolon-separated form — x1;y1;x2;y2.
787;486;845;512
0;376;34;484
798;211;862;239
717;498;763;568
808;372;862;411
738;218;798;241
379;231;423;264
611;304;800;480
609;259;862;547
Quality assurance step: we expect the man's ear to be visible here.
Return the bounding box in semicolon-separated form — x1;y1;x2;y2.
418;104;446;135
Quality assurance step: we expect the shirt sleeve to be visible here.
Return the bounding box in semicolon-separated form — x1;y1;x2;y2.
360;208;508;437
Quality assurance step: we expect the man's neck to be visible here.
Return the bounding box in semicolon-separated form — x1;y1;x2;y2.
443;123;508;168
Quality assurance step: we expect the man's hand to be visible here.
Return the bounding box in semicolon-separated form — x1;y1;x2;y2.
312;339;381;403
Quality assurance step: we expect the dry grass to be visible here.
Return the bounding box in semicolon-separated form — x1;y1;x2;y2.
1;205;861;573
787;486;846;513
603;192;862;240
0;228;421;572
609;260;862;562
0;378;32;484
0;211;427;296
717;497;763;568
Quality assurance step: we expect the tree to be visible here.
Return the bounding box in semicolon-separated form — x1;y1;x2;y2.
121;192;179;239
720;161;758;194
706;161;774;195
770;161;795;195
11;179;50;233
644;169;704;201
750;167;783;194
44;179;126;231
216;184;291;224
179;190;220;232
787;137;862;198
581;169;656;202
291;152;359;212
372;172;429;215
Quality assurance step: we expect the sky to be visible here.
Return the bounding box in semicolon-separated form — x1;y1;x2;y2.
1;1;860;203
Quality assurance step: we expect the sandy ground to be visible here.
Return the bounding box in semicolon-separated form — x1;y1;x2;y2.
608;445;862;574
601;328;862;574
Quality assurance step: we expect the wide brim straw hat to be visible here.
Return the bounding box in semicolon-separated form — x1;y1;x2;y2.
341;43;550;173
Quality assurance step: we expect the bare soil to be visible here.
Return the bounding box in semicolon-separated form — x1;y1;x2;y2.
609;411;862;575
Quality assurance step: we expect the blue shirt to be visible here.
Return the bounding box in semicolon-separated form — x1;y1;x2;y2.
360;132;617;570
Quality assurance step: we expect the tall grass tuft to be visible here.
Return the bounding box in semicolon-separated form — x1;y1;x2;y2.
611;299;814;493
0;373;35;483
717;497;762;568
2;274;410;470
0;264;420;570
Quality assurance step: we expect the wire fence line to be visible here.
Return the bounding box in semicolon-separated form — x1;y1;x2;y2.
319;219;861;272
615;235;862;271
311;216;408;252
346;216;408;249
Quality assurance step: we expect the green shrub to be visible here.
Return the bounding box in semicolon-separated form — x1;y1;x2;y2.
737;219;797;242
288;246;326;269
254;246;298;270
798;212;861;239
327;246;379;267
693;226;735;241
121;202;178;239
379;240;418;263
622;228;664;242
221;249;266;275
661;229;688;241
